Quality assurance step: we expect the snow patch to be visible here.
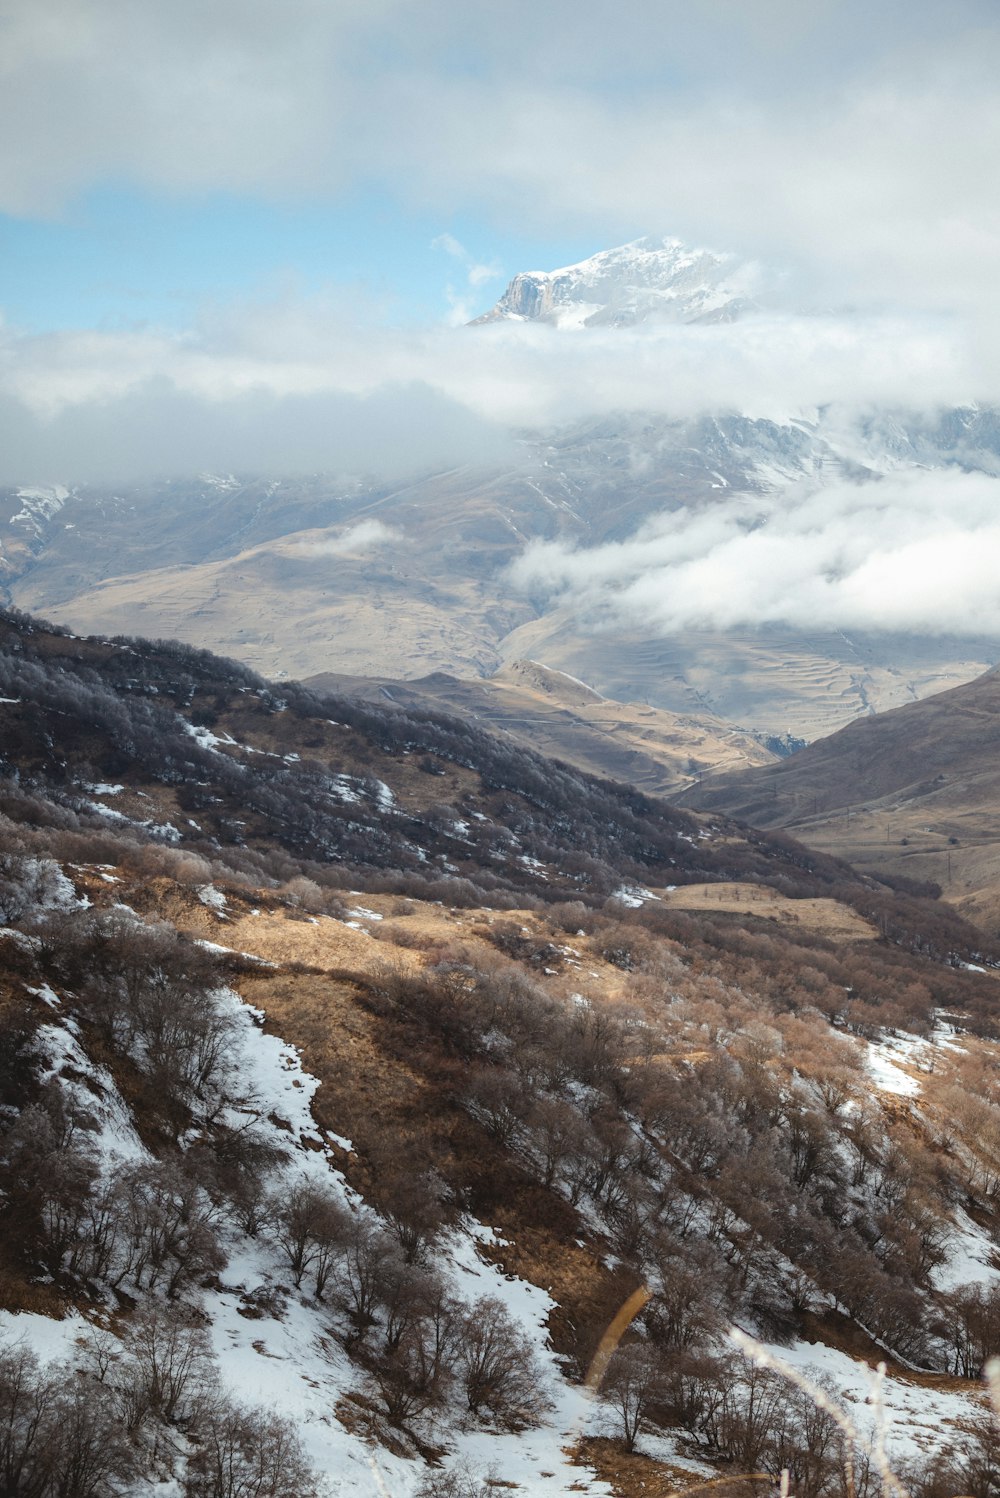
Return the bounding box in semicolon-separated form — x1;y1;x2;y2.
865;1040;921;1098
757;1335;981;1462
932;1207;1000;1293
611;885;659;908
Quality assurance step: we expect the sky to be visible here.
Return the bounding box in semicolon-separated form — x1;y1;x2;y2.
2;0;1000;489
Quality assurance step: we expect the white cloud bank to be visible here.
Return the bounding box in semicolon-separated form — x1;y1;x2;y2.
509;467;1000;637
0;294;988;483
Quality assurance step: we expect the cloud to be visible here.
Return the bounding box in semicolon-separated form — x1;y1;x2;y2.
0;287;992;483
4;1;1000;317
0;0;381;214
289;520;400;557
508;467;1000;637
432;234;503;325
0;369;514;485
0;295;982;419
431;233;466;261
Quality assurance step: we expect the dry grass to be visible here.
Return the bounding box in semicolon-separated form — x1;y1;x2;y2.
658;883;876;941
572;1437;708;1498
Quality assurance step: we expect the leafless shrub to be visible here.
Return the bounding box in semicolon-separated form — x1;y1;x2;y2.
524;1095;591;1192
368;1303;457;1430
456;1296;545;1429
114;1304;215;1431
282;876;326;913
340;1221;400;1344
191;1124;287;1238
0;1339;134;1498
945;1283;1000;1377
0;854;74;925
366;1147;450;1265
114;1158;226;1297
0;1340;58;1495
44;1376;135;1498
148;848;214;885
270;1181;350;1297
0;1099;100;1278
462;1067;531;1150
645;1237;728;1353
184;1395;317;1497
413;1460;496;1498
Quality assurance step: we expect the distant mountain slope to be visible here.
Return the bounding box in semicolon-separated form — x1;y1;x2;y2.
0;608;851;908
1;604;996;962
5;405;1000;746
305;657;778;797
679;665;1000;928
471;235;760;327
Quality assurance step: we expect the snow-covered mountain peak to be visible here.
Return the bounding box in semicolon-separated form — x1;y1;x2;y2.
473;234;760;329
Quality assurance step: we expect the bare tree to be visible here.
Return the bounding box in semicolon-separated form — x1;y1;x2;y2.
45;1377;135;1498
524;1095;588;1191
116;1158;226;1297
340;1221;399;1345
270;1181;349;1298
367;1148;449;1266
369;1312;455;1430
646;1237;727;1353
414;1463;495;1498
946;1283;1000;1376
457;1297;544;1429
116;1304;216;1430
603;1343;666;1453
0;1339;133;1498
0;1341;56;1498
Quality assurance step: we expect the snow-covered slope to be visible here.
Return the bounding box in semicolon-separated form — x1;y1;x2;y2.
473;236;760;328
0;962;619;1498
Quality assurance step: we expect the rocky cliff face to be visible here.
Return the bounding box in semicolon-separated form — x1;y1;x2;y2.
473;235;759;327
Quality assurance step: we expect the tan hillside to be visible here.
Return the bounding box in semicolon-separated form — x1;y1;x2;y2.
495;609;994;744
306;658;777;797
681;665;1000;931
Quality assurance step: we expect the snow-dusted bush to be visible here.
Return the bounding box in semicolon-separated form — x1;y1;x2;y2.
184;1396;316;1498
